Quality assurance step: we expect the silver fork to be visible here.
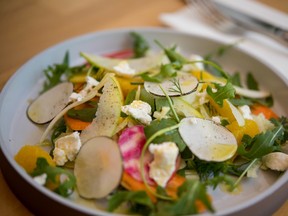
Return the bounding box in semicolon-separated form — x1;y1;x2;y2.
186;0;288;47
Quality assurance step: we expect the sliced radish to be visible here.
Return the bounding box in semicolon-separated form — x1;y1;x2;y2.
27;82;73;124
80;52;163;77
118;125;155;185
179;117;237;162
74;136;123;199
144;72;198;97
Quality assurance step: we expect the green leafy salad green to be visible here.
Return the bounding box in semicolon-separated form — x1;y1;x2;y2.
15;32;288;216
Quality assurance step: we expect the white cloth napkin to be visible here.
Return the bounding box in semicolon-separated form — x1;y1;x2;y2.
160;0;288;80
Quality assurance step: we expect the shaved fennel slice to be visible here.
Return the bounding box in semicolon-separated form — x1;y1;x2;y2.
226;100;245;127
80;75;123;143
233;86;270;98
39;74;113;143
80;52;164;77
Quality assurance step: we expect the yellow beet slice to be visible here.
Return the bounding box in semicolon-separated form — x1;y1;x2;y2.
15;145;55;173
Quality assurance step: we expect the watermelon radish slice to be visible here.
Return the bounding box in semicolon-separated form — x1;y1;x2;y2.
118;125;155;185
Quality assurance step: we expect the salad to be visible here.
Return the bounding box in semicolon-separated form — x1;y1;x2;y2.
15;32;288;215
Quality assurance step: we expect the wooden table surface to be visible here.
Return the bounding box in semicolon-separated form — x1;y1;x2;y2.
0;0;287;215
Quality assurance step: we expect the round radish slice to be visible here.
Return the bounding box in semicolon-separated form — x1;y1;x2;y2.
144;72;198;97
74;136;123;199
27;82;73;124
179;117;237;162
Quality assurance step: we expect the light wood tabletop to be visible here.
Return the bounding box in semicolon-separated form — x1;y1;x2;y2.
0;0;287;215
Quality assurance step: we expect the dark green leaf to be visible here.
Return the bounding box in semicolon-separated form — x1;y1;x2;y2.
229;97;254;106
193;158;227;181
108;190;154;213
141;63;177;83
230;72;242;87
131;32;150;58
246;72;259;90
31;158;76;197
144;119;186;152
207;82;236;107
155;40;188;65
252;95;274;107
139;88;155;112
238;126;284;159
155;98;170;112
156;180;214;215
271;117;288;145
41;51;70;93
67;106;98;122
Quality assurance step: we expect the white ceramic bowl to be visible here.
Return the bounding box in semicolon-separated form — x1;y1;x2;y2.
0;28;287;216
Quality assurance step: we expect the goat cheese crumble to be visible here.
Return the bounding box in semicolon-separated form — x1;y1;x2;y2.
53;131;82;166
121;100;152;125
149;142;179;187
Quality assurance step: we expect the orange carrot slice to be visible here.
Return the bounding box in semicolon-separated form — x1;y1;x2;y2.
251;104;278;119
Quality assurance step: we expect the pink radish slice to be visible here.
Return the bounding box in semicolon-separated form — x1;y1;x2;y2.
118;125;155;185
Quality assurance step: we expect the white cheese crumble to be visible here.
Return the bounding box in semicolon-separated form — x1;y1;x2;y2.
239;105;253;120
262;152;288;171
212;116;221;124
153;106;170;120
53;131;82;166
252;113;274;133
113;60;135;76
121;100;152;125
149;142;179;187
69;76;99;102
33;173;47;186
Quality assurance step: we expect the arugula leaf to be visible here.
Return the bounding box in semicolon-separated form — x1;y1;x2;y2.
271;117;288;145
229;97;254;106
207;82;236;107
124;89;137;105
31;158;76;197
205;40;242;60
41;51;70;93
156;180;214;215
155;98;171;114
237;126;283;160
155;40;188;65
246;72;259;90
108;190;154;213
141;63;177;83
144;119;186;152
230;72;242;87
131;32;150;58
67;102;98;122
204;41;241;79
193;158;227;181
205;175;235;189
